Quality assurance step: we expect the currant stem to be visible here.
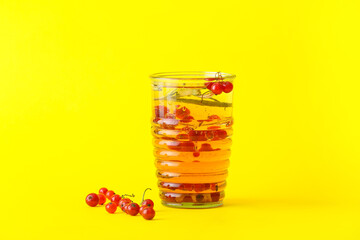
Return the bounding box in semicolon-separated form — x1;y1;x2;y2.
122;194;135;198
171;98;232;108
142;188;152;203
201;90;212;103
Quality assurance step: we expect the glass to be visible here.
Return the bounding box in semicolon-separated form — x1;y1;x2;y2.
150;71;235;208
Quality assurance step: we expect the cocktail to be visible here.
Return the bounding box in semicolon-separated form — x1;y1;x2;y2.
150;72;235;208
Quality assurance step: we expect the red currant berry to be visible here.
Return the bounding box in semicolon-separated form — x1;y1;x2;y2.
211;192;221;201
142;199;154;208
199;143;214;151
210;82;223;95
139;205;148;215
175;106;190;119
222;81;233;93
110;194;122;206
213;129;227;140
123;203;130;214
205;82;214;90
188;130;207;141
179;142;195;152
142;207;155;220
105;202;117;214
194;184;205;193
182;196;193;202
182;184;193;191
119;198;132;211
180;115;194;123
176;134;189;140
98;193;106;205
105;190;115;200
193;152;200;157
208;115;221;120
85;193;99;207
141;188;154;208
99;187;108;195
211;183;219;191
127;203;140;216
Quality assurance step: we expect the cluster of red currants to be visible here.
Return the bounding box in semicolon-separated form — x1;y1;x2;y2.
205;79;233;95
85;187;155;220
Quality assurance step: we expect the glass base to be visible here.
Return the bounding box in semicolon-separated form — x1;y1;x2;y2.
161;201;223;209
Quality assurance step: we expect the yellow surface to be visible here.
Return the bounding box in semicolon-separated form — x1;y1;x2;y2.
1;0;359;239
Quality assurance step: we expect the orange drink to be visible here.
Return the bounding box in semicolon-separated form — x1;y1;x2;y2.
151;72;235;208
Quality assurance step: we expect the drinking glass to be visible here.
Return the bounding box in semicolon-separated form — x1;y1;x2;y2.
151;72;235;208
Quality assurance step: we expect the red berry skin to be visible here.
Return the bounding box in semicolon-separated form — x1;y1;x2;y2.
210;82;223;95
142;199;154;208
142;207;155;220
99;187;108;195
124;204;131;214
139;205;148;215
105;190;115;200
222;81;233;93
213;129;227;140
205;82;214;90
194;184;205;193
127;203;140;216
181;184;193;191
180;115;194;123
199;143;214;151
110;194;122;206
176;134;189;140
208;115;220;120
86;193;99;207
188;130;207;141
98;193;106;205
105;202;117;214
175;107;190;119
119;198;132;211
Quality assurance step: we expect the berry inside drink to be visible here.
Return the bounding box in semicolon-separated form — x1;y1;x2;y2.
151;72;235;208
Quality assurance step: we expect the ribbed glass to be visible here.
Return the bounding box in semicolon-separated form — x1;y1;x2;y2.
150;72;235;208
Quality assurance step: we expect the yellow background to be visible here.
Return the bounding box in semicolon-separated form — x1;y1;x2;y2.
1;0;359;239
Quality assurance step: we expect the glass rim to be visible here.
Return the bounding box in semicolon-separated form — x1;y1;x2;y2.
150;71;236;81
